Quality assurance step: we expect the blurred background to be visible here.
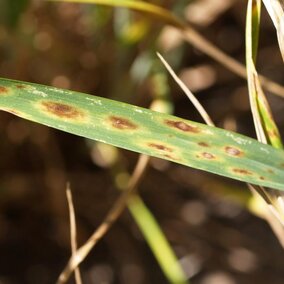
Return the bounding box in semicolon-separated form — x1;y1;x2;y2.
0;0;284;283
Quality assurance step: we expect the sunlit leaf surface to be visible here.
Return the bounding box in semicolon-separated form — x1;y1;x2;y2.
0;78;284;190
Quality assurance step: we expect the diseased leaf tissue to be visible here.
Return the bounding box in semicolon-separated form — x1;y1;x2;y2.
0;78;284;190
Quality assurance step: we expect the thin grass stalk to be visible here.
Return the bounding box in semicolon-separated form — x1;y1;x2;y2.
262;0;284;61
66;185;83;284
49;0;284;98
57;154;149;283
158;49;284;247
245;0;284;246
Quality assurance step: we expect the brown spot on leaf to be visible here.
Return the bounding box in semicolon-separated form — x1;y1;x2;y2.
266;169;274;174
148;143;173;152
0;86;8;94
163;154;178;161
41;101;84;120
109;116;137;130
198;142;209;147
4;109;21;116
202;152;215;159
225;146;243;156
16;85;25;89
233;168;252;175
165;120;200;133
267;129;278;138
259;176;265;180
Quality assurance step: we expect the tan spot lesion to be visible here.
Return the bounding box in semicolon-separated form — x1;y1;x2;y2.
232;168;252;175
148;143;173;152
40;101;86;121
1;108;21;116
162;154;179;161
109;116;137;130
198;142;209;147
201;152;215;159
267;129;279;138
225;146;243;157
0;86;9;94
7;109;21;115
165;119;200;133
16;85;26;89
144;140;180;161
0;107;29;119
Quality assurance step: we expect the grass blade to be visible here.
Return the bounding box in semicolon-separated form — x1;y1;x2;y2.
58;94;189;284
246;0;283;148
127;195;189;284
48;0;284;99
262;0;284;61
0;78;284;190
49;0;183;27
246;0;284;244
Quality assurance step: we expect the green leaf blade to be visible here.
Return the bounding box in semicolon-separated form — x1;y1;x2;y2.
0;78;284;190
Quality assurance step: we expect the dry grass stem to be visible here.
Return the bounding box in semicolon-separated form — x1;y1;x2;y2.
248;184;284;248
51;0;284;98
157;52;214;126
262;0;284;61
245;0;284;246
66;184;83;284
178;25;284;98
160;53;284;248
246;58;268;143
57;155;150;283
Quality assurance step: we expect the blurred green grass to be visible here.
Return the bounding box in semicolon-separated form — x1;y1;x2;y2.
0;1;284;284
